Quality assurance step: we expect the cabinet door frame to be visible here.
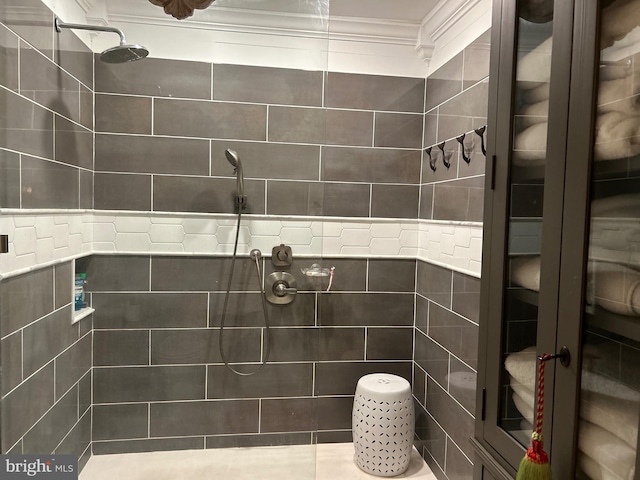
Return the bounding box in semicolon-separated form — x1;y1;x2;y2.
476;0;578;472
553;0;616;477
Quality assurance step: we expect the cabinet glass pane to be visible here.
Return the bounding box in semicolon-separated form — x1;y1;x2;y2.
578;1;640;478
500;3;554;448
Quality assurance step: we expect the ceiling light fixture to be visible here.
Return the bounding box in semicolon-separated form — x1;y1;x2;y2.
148;0;216;20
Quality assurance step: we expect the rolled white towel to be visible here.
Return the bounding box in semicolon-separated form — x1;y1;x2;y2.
520;100;549;124
597;73;640;106
523;83;550;104
596;111;640;142
599;95;640;115
594;111;640;160
506;347;640;401
510;256;541;291
586;261;640;316
601;0;640;49
591;193;640;217
510;374;639;448
600;63;634;81
581;389;639;448
579;420;636;480
516;37;552;84
578;451;633;480
513;123;548;163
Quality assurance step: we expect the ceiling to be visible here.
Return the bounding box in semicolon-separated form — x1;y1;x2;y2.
329;0;439;22
101;0;440;26
80;0;488;76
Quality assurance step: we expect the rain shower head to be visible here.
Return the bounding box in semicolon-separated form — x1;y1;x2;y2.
100;44;149;64
54;17;149;64
225;149;246;209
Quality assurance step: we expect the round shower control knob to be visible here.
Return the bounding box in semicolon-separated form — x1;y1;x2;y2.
265;272;297;305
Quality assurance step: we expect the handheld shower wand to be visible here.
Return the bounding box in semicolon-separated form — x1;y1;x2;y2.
225;149;247;210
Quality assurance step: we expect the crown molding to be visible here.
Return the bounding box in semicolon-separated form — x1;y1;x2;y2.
73;0;94;13
107;6;330;39
328;16;419;45
106;5;420;47
421;0;484;44
417;0;485;55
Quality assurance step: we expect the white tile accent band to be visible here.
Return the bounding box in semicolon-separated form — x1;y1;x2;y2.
0;210;483;279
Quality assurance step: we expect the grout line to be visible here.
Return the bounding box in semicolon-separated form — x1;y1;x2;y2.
151;97;155;135
208;140;212;177
371;112;376;148
88;128;423;152
258;399;262;434
363;328;368;361
265;105;269;142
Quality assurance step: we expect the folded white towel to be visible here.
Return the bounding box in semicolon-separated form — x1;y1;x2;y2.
511;389;534;425
504;347;537;390
511;391;637;480
579;420;636;480
510;257;541;291
510;374;638;448
506;347;640;402
586;261;640;316
510;376;534;403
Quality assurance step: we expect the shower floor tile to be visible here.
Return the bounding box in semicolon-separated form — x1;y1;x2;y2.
80;442;436;480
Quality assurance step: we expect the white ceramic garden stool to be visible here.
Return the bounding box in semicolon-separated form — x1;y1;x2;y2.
352;373;415;477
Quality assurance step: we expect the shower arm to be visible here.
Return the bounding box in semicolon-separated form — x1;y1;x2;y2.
55;17;127;45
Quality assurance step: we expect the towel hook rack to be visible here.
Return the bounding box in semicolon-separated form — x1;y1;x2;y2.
475;126;487;156
426;147;436;172
438;142;450;169
457;134;471;164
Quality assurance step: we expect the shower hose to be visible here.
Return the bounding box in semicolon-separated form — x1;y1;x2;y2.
219;210;271;376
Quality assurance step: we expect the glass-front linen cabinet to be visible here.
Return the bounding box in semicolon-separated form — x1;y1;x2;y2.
473;0;640;478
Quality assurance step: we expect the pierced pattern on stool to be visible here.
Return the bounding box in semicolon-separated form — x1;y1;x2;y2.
352;393;415;477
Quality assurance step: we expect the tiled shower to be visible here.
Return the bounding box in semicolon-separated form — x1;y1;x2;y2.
0;1;488;478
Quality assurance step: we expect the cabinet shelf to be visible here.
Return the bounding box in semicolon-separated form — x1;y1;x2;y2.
509;287;640;343
585;307;640;343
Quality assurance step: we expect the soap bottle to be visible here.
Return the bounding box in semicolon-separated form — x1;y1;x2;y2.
74;273;87;311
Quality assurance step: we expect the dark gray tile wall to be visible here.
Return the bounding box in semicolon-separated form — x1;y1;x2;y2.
89;254;415;451
2;5;488;474
0;262;92;468
94;62;425;218
412;29;489;479
420;30;490;222
0;7;93;209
